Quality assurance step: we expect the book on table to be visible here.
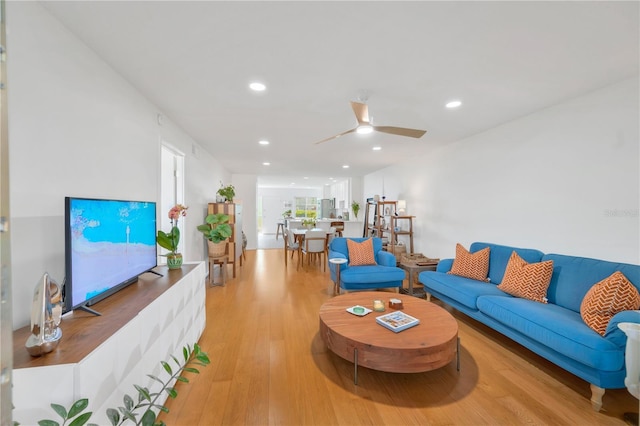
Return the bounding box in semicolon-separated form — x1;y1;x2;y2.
376;311;420;332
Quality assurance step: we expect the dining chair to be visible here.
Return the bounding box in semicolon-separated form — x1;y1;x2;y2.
330;221;344;237
283;228;300;267
326;226;337;255
302;229;327;271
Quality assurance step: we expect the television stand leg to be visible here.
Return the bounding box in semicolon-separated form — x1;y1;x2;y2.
148;270;164;277
77;305;102;316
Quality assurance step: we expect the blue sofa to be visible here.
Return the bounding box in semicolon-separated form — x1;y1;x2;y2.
419;242;640;411
328;237;405;292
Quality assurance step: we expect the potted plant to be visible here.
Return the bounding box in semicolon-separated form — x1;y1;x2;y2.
351;201;360;219
302;218;316;229
197;213;233;257
282;209;292;218
156;204;188;269
217;181;235;203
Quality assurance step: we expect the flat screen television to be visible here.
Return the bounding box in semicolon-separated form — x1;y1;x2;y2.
64;197;158;315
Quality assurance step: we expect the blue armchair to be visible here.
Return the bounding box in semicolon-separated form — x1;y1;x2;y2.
328;237;405;292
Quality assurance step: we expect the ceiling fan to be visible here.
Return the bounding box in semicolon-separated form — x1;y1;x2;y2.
314;101;427;145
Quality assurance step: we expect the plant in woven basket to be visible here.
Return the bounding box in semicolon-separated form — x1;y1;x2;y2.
197;213;232;244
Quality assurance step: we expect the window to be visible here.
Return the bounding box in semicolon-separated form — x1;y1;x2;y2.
294;197;317;219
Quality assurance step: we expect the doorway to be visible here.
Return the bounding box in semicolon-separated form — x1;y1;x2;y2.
159;144;185;261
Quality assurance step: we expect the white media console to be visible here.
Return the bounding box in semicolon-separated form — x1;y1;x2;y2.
12;261;206;425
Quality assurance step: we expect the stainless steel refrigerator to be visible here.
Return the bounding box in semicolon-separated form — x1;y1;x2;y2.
319;198;335;219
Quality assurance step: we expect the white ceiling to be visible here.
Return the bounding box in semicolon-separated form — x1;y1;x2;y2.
41;1;639;189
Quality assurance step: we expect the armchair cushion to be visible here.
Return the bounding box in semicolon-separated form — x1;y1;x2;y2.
347;238;376;266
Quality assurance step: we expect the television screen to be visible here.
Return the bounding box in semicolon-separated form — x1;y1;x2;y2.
64;197;157;313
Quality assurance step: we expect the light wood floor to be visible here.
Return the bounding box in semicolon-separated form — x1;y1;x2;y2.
160;249;639;425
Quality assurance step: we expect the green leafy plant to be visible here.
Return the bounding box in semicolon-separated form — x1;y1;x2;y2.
197;213;232;244
351;201;360;219
302;218;316;227
35;344;210;426
156;204;188;255
36;399;93;426
216;181;235;202
282;209;292;218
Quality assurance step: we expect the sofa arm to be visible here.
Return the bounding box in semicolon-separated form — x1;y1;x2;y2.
377;250;397;267
604;310;640;347
328;249;346;261
436;258;454;273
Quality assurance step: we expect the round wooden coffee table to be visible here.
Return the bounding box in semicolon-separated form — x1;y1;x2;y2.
319;291;459;383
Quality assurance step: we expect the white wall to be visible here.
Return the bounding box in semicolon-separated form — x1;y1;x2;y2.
365;77;639;264
231;174;257;249
7;2;228;328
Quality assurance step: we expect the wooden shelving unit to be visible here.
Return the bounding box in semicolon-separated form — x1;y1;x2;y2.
363;200;397;238
362;199;415;259
389;215;415;255
208;202;243;278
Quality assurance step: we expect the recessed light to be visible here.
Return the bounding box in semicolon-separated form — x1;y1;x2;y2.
446;100;462;108
249;82;266;91
263;162;270;166
303;177;309;179
372;146;382;151
342;165;349;169
259;140;269;145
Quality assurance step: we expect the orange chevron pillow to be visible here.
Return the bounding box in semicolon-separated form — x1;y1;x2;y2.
347;238;377;266
580;271;640;336
447;243;490;281
497;251;554;303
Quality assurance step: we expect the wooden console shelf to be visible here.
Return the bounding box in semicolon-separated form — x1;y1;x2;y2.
13;264;196;368
12;262;206;425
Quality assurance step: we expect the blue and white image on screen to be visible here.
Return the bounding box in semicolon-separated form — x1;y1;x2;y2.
70;199;156;306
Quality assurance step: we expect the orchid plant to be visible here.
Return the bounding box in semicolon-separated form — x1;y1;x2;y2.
156;204;188;255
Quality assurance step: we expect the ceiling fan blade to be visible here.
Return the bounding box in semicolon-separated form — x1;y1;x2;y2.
350;101;370;124
314;128;357;144
373;126;427;139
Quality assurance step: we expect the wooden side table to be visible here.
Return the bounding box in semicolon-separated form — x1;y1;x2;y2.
328;258;348;295
208;254;228;287
398;261;438;297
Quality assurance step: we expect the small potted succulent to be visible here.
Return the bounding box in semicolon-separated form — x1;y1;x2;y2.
197;213;233;257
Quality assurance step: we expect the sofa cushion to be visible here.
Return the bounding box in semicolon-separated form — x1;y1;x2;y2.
580;271;640;336
347;238;376;266
497;251;554;303
543;254;640;313
448;243;490;281
420;271;509;310
470;242;544;284
477;295;624;372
